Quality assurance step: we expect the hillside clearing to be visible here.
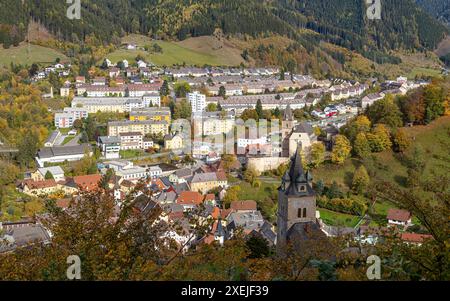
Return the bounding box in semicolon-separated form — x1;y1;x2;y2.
0;43;67;67
106;34;243;66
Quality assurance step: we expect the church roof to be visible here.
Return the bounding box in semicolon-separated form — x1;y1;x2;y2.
286;220;325;243
293;122;314;135
281;144;315;197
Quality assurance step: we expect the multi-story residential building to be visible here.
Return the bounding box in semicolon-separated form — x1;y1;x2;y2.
63;107;89;120
188;92;207;113
129;107;171;123
54;113;76;129
361;93;385;109
142;93;161;107
54;107;89;128
108;120;169;137
60;85;71;97
167;67;209;78
98;136;121;159
71;97;146;114
207;84;244;96
143;138;154;149
119;132;144;150
148;166;163;178
189;171;228;194
127;84;162;97
192;111;236;136
104;160;162;181
85;85;127;97
219;93;296;114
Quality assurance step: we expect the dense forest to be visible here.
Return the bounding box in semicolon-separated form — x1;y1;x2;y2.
416;0;450;26
0;0;448;57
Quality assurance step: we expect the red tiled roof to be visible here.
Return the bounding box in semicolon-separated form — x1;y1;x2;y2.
23;179;57;190
73;174;102;191
177;191;204;206
154;178;168;190
401;233;433;244
387;208;411;222
220;208;234;219
230;200;257;211
216;171;228;181
204;194;215;202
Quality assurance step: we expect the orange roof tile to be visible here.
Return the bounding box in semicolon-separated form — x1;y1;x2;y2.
177;191;204;206
73;174;102;191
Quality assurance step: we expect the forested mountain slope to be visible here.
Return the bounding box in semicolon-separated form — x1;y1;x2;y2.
416;0;450;26
0;0;448;65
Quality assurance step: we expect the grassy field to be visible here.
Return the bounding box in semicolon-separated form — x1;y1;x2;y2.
314;116;450;189
407;67;443;79
0;43;67;67
105;34;243;66
313;116;450;224
120;149;145;159
318;209;360;228
235;180;278;222
0;186;44;222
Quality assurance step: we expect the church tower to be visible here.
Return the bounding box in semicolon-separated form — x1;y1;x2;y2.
282;103;294;133
277;144;316;252
281;103;295;157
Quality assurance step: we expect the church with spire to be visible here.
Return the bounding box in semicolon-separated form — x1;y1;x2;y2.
281;103;318;158
277;143;325;252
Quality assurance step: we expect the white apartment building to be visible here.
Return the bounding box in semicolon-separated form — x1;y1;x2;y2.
54;113;76;129
71;97;146;114
192;111;236;136
98;136;121;159
188;92;207;113
127;84;161;98
104;160;162;181
143;93;161;107
119;132;144;150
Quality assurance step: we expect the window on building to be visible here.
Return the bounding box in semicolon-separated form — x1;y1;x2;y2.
298;208;302;218
303;208;307;218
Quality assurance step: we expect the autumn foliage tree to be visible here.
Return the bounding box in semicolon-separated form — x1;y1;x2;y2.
331;135;351;165
392;128;411;153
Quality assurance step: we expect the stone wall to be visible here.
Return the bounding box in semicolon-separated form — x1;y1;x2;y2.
247;156;290;174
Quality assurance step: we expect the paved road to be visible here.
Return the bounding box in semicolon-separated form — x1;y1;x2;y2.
54;135;66;146
65;134;81;146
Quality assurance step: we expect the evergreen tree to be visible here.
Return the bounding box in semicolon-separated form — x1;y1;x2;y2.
255;99;263;120
44;171;54;180
219;86;226;97
160;80;170;96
